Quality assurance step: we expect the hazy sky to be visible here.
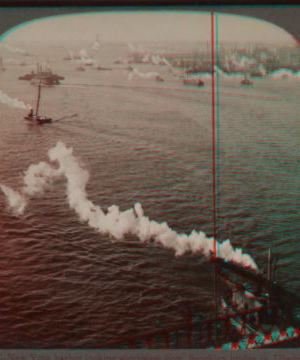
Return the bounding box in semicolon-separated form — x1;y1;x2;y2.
0;11;296;46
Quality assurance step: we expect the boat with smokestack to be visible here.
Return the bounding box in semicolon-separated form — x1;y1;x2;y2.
24;82;52;124
241;73;253;86
155;74;164;82
19;62;64;85
94;64;112;71
183;68;204;87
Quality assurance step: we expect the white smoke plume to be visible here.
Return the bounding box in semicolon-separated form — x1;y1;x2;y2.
0;90;31;110
140;53;170;66
92;35;101;50
269;69;294;79
0;184;27;215
0;141;257;271
22;162;62;196
229;55;257;72
69;51;74;59
79;49;90;58
4;44;28;55
65;49;94;65
0;161;61;214
128;69;163;81
92;42;101;51
142;53;151;64
127;42;136;51
151;55;170;66
74;49;95;66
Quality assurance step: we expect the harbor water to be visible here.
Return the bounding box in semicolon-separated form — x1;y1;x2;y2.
0;43;299;348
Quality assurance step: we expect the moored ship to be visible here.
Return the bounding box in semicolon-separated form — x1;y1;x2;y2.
19;62;64;85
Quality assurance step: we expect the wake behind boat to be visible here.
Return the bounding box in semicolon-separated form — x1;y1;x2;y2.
24;82;52;125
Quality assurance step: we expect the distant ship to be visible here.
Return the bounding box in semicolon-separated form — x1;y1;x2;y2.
241;74;253;86
155;74;164;82
24;82;52;125
183;78;205;87
92;35;101;50
94;65;112;71
75;66;86;71
62;53;72;61
183;68;204;87
19;63;64;85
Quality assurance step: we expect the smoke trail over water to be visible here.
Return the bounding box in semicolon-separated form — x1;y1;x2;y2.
128;69;162;81
0;91;31;110
0;141;257;270
3;44;28;55
0;184;27;215
22;162;62;196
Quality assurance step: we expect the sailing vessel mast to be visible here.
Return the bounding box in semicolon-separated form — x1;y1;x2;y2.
35;81;42;117
24;81;52;124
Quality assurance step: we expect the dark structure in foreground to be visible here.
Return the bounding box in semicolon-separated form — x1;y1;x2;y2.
97;255;300;349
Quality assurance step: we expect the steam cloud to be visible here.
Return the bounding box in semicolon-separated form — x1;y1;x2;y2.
3;44;28;55
92;35;101;50
128;69;163;81
0;141;258;271
142;53;170;66
64;49;95;65
0;90;31;110
0;184;27;215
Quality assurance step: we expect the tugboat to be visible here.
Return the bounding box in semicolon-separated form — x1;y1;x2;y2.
155;74;164;82
24;82;52;125
183;78;205;87
94;64;112;71
183;69;204;87
241;73;253;86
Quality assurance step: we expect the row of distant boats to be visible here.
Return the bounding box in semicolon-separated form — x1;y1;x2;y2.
0;57;253;126
183;73;253;87
23;76;252;127
2;53;254;88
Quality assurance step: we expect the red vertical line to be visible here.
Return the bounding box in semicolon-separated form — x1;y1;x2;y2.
216;13;220;258
211;12;217;253
211;11;219;343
